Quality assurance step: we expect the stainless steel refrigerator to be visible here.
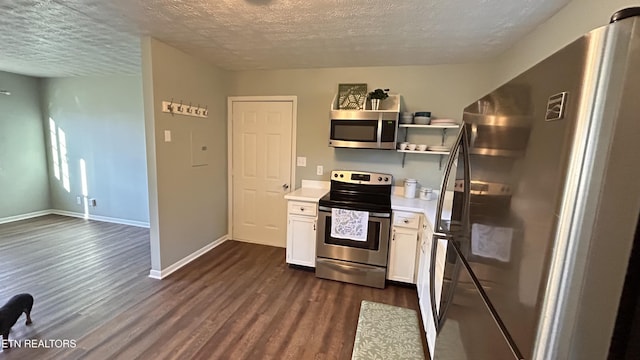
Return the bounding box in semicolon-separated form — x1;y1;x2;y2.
426;8;640;360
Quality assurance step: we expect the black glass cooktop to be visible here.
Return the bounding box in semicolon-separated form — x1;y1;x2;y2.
319;179;392;213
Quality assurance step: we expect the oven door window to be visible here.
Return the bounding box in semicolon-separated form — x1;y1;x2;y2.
323;217;381;250
331;120;378;142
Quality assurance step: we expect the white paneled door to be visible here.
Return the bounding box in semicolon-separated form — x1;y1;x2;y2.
231;99;294;247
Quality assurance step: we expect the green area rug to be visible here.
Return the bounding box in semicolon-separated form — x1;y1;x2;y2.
351;300;425;360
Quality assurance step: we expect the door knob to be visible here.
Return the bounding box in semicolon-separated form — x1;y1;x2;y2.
282;184;289;190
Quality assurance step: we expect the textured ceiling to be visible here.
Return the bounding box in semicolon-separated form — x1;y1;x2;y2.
0;0;570;78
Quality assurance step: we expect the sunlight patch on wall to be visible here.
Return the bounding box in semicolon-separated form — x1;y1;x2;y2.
58;128;70;192
80;158;89;218
49;118;60;180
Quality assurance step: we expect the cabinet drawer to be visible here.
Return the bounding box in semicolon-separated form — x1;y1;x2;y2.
288;201;317;217
393;211;421;229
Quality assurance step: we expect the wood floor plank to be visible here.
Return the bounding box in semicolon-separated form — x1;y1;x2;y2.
0;215;425;359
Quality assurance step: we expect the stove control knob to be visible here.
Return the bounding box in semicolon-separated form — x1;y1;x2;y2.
378;177;382;182
384;177;389;182
340;174;344;178
334;173;338;178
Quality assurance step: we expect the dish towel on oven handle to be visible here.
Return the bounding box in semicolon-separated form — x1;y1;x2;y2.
471;223;513;262
331;208;369;242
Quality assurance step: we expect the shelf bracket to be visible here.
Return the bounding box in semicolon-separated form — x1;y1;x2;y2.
441;128;447;146
439;155;444;170
401;153;406;168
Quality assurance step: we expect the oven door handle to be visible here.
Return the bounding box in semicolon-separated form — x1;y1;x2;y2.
318;206;391;218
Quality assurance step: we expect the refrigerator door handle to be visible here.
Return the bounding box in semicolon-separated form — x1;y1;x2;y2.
438;119;472;329
434;126;467;232
428;233;439;329
431;234;463;332
432;124;472;332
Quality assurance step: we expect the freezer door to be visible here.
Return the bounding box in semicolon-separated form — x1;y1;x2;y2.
434;241;522;360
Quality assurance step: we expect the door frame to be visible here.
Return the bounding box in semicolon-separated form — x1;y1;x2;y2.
227;96;297;241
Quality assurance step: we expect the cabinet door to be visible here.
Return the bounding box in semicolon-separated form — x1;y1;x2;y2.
286;215;316;267
387;227;419;283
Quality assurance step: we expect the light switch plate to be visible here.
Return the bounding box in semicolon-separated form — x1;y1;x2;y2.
316;165;323;175
297;157;306;167
164;130;172;142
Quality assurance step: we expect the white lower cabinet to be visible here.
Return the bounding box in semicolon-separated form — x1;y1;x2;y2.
387;211;422;283
286;200;317;267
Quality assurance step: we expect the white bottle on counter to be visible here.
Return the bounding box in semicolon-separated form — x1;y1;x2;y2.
404;179;417;198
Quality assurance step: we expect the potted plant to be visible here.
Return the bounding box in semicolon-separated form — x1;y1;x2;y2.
368;88;389;110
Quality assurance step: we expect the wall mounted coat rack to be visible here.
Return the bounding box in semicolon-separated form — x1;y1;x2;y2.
162;100;208;118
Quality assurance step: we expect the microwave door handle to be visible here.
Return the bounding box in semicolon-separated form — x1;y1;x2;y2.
377;115;383;145
428;234;440;329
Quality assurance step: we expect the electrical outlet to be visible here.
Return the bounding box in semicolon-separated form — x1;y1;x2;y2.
76;196;82;205
297;157;306;167
317;165;323;175
90;198;97;207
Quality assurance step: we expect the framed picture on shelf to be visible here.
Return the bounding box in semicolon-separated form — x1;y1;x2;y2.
337;83;367;110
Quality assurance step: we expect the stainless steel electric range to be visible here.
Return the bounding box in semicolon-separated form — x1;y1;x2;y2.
316;170;393;288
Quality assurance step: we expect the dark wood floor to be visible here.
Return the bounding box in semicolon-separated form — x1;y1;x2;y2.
0;215;423;359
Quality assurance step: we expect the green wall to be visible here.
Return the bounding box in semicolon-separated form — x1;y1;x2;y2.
0;71;50;219
142;37;231;273
40;76;149;225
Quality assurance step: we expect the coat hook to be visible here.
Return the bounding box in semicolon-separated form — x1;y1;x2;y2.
168;98;174;115
178;100;183;112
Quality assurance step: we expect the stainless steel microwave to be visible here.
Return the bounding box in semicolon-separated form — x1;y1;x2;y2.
328;111;398;149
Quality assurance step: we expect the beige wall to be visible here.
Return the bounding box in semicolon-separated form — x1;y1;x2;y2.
492;0;640;86
142;37;231;272
230;64;496;189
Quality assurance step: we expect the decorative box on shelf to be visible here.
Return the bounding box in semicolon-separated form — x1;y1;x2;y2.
331;94;400;114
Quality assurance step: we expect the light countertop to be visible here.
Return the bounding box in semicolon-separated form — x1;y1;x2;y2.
285;181;451;226
284;180;330;202
284;187;328;202
391;195;438;226
391;191;452;228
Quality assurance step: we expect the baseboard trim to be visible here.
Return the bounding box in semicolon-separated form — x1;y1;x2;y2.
148;234;229;280
0;210;54;225
50;210;150;228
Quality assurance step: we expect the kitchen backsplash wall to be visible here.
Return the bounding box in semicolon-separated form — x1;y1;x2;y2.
230;64;496;189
